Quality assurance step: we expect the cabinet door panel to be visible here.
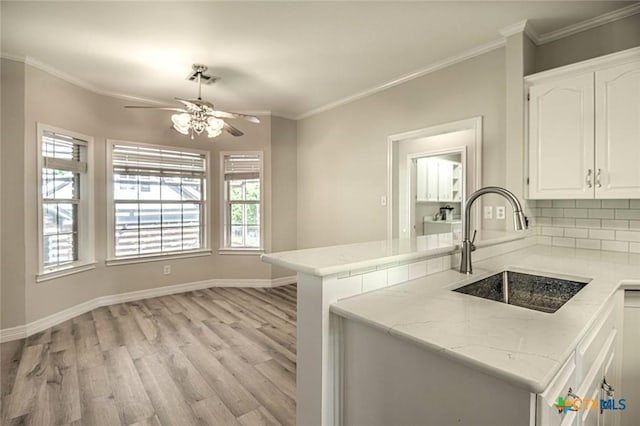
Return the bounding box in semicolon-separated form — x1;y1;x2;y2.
529;73;595;199
596;60;640;199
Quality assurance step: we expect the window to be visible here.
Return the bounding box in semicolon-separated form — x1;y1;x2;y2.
221;152;263;250
108;141;209;261
38;124;94;277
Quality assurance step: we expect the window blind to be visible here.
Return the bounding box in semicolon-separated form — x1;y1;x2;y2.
42;131;87;173
112;144;206;178
224;154;261;180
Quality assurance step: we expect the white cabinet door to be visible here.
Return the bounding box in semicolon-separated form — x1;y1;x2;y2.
529;73;595;199
426;158;439;201
416;158;428;201
595;60;640;199
438;160;453;201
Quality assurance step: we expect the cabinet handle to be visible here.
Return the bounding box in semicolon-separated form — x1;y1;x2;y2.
557;387;581;415
602;376;615;397
586;169;593;188
596;168;602;188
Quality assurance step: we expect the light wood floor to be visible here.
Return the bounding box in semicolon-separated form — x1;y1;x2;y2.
1;285;297;426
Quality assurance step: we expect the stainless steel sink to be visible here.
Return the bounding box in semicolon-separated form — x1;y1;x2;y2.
453;270;590;313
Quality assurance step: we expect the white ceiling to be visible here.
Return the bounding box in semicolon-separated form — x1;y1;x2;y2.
1;1;636;118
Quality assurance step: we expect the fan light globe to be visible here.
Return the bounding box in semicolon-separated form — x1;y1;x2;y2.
207;116;224;131
171;113;191;135
207;128;223;138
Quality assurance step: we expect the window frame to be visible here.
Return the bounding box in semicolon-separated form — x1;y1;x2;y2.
36;123;95;281
219;151;265;254
105;139;211;265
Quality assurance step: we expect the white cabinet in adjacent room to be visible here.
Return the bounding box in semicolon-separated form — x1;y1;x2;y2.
526;48;640;200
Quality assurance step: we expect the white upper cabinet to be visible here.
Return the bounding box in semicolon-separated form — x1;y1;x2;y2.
595;60;640;199
527;48;640;200
529;73;595;199
416;158;462;202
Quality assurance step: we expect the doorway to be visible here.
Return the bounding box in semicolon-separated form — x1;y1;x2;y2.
387;117;482;240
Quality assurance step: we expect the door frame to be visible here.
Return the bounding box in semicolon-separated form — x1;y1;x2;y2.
387;116;482;240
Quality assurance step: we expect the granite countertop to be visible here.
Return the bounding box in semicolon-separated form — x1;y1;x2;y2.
330;245;640;393
261;230;525;277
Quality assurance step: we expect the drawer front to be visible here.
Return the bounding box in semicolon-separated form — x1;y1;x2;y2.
538;355;578;426
577;298;617;379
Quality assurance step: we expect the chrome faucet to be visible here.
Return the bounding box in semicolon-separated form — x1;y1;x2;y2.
460;187;527;274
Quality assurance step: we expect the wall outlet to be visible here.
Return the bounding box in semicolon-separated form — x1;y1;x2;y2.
484;206;493;219
496;206;506;220
163;265;171;275
380;195;387;206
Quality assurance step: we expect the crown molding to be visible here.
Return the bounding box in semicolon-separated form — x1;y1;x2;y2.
296;37;505;120
499;19;540;44
536;3;640;45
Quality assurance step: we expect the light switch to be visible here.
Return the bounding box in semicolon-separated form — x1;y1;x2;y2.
496;206;506;220
484;206;493;219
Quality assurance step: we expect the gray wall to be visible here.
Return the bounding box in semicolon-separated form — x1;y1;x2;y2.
1;59;297;327
296;48;506;249
1;59;27;329
535;13;640;73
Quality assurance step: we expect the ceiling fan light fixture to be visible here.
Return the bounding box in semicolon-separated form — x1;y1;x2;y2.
171;113;191;135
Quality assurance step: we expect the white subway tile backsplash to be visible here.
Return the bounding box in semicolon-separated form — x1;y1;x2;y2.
575;219;601;228
538;236;552;245
601;240;629;253
426;257;444;274
602;200;629;208
534;199;640;254
564;228;588;238
615;209;640;220
589;229;615;240
542;227;564;237
576;200;602;208
576;239;601;250
541;208;564;217
387;265;409;286
408;261;427;280
601;220;629;230
563;208;588;218
588;209;615;219
553;200;576;208
552;218;575;227
362;270;388;292
615;230;640;242
552;237;575;248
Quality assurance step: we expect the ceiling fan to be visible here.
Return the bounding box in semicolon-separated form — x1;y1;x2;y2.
125;64;260;139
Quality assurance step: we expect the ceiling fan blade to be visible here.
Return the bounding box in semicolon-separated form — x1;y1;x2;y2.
125;106;187;113
211;110;260;124
223;122;244;137
175;97;201;109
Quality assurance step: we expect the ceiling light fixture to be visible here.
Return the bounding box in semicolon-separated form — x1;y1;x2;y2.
125;64;260;140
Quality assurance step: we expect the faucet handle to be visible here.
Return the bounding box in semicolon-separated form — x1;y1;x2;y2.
471;230;477;251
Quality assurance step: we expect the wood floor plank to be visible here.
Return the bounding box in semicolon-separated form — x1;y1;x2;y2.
128;414;162;426
1;339;25;400
104;346;155;425
179;341;260;417
73;320;104;371
115;316;156;360
43;349;81;424
203;322;271;365
191;396;241;425
133;353;201;425
5;343;50;420
255;359;296;401
95;318;124;352
237;407;283;426
156;349;215;403
81;396;123;426
215;349;296;426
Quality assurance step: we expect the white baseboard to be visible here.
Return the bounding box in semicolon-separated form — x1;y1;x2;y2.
0;275;296;343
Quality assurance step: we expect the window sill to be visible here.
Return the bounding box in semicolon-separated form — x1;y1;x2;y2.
218;248;265;256
106;249;212;266
37;262;97;283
